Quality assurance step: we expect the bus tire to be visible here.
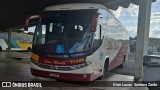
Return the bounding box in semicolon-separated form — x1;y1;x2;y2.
27;47;31;52
99;59;109;80
0;46;2;52
118;55;126;68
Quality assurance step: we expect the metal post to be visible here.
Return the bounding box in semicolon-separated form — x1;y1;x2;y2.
8;29;12;53
134;0;152;81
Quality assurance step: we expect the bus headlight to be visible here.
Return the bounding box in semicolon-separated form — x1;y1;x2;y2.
72;61;92;69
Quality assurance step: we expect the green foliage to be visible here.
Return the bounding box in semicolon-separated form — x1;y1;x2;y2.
13;29;24;33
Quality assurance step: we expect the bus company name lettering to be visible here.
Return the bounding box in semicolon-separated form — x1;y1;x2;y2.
44;58;85;65
70;58;85;64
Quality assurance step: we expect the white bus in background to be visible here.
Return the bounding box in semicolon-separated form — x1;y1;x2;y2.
25;3;129;81
0;39;8;51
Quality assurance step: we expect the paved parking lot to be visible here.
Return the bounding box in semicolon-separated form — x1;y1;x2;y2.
0;52;135;81
0;52;150;90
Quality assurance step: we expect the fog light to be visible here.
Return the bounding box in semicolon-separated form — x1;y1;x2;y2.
83;74;87;78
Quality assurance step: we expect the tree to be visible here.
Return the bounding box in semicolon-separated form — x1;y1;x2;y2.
27;32;34;35
13;29;24;33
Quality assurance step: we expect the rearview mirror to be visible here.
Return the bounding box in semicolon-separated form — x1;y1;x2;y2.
24;15;42;31
91;13;99;32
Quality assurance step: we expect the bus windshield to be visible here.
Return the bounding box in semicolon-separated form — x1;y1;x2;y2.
33;9;97;57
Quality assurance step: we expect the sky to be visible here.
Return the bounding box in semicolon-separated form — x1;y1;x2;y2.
111;0;160;38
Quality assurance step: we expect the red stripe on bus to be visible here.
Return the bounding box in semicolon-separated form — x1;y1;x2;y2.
38;57;86;66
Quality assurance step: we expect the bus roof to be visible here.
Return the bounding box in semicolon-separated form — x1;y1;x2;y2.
44;3;107;11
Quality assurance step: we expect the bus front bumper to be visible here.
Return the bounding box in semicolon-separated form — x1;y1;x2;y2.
31;68;97;81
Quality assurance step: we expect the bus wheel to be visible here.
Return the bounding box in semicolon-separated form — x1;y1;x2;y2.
118;55;126;68
27;47;31;52
0;46;2;52
99;60;109;80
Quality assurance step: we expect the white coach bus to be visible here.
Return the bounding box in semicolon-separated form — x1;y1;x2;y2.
25;3;129;81
0;32;33;52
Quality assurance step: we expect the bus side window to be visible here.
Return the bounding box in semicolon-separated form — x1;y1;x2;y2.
93;24;101;48
41;25;46;44
93;11;106;49
35;24;46;44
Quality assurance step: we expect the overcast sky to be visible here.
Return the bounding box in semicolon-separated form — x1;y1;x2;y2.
28;1;160;38
112;0;160;38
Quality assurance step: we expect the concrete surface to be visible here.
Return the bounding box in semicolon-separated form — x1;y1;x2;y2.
0;51;149;90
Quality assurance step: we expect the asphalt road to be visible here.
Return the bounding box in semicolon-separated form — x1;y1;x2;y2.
0;52;140;90
111;59;135;76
